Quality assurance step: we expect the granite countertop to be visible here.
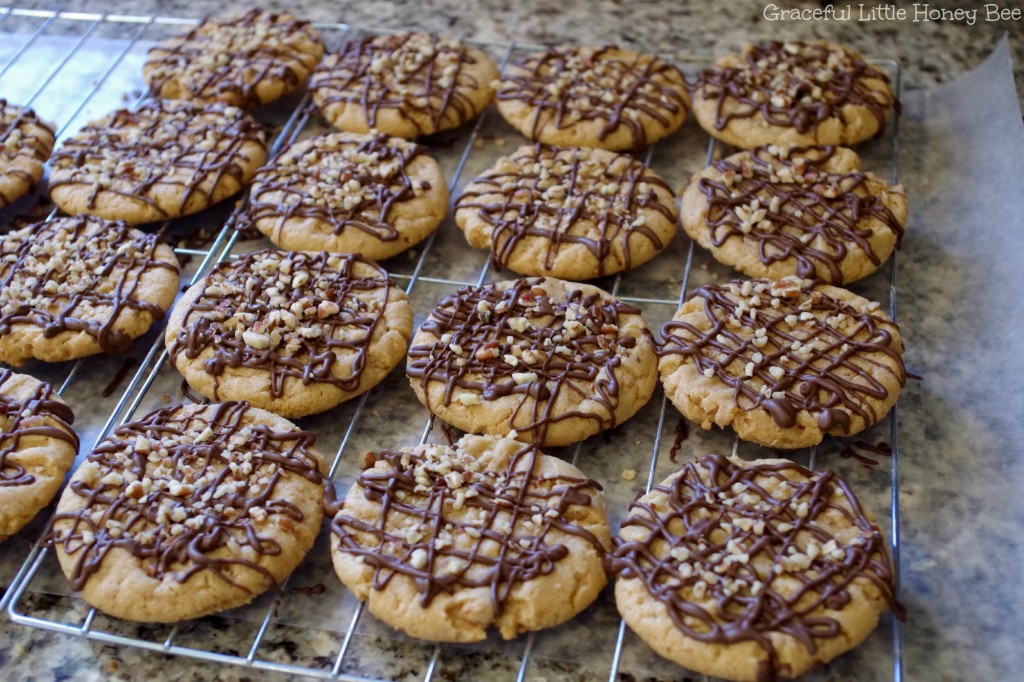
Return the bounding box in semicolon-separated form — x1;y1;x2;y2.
1;2;1023;682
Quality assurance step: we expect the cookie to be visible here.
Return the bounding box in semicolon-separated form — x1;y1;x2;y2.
0;216;179;366
610;453;904;681
144;9;325;108
246;131;448;260
658;277;905;449
494;46;689;151
680;145;906;285
50;401;327;623
691;40;896;148
407;277;657;447
310;32;499;138
49;99;266;224
329;434;610;642
0;370;78;541
455;144;677;279
0;100;55;208
165;249;413;419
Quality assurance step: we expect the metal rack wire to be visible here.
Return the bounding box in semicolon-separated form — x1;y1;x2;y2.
0;8;904;681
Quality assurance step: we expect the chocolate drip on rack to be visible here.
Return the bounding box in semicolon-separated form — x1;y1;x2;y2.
0;370;78;487
693;40;895;137
456;144;674;275
145;9;323;108
697;145;904;284
0;216;179;353
247;132;429;243
332;441;604;614
49;99;265;220
495;46;688;150
50;401;324;592
609;453;905;682
168;250;395;400
659;279;906;432
311;33;484;133
406;278;643;444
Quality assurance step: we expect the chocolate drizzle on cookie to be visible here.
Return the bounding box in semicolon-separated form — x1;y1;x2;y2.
456;144;675;276
248;132;430;244
0;370;78;487
495;46;688;150
659;278;905;432
332;440;605;617
0;216;178;354
693;40;895;137
697;145;904;284
0;100;55;208
49;99;265;220
407;278;645;445
145;9;324;108
610;454;904;682
169;250;396;400
51;401;324;592
310;32;487;134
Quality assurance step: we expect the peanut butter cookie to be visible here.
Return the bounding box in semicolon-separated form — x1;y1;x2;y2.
494;46;689;151
310;32;499;138
144;9;325;108
330;434;610;642
246;131;448;260
0;100;55;208
658;277;906;449
680;145;906;285
51;401;327;623
0;370;78;541
0;216;179;366
691;40;896;149
456;144;676;279
166;249;412;419
49;99;266;224
407;277;657;447
610;453;904;681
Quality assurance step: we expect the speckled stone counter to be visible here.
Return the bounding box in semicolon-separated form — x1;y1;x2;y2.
1;2;1023;682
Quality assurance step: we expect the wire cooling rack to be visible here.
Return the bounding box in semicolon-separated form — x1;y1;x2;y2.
0;7;904;681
